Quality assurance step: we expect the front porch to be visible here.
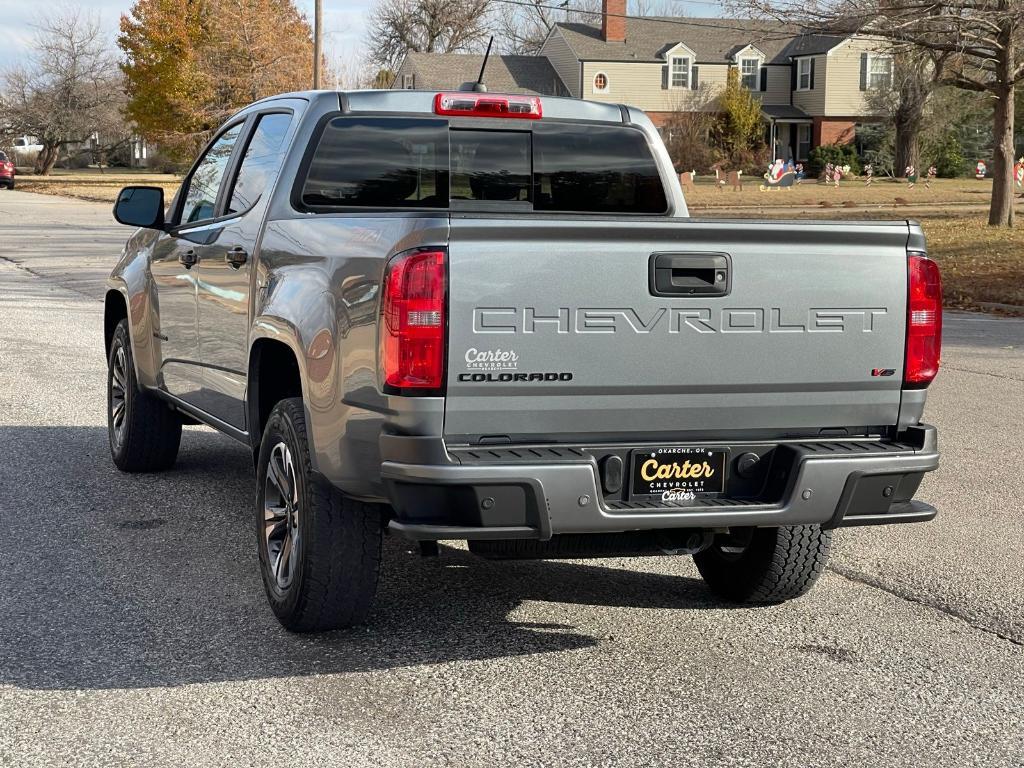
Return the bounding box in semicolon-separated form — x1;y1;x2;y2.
762;105;813;164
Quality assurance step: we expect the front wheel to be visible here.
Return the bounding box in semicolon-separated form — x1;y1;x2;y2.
107;319;181;472
256;398;383;631
693;525;832;603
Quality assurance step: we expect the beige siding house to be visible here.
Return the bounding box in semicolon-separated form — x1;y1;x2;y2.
539;30;583;98
392;0;893;161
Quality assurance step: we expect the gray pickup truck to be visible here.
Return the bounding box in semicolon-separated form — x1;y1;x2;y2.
105;89;941;631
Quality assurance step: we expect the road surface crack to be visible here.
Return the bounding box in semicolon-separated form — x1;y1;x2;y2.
0;254;101;303
941;363;1024;383
829;563;1023;648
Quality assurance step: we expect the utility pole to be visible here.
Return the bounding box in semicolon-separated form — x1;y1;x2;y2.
313;0;322;89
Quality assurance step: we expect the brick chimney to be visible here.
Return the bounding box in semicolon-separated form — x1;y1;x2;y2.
601;0;626;42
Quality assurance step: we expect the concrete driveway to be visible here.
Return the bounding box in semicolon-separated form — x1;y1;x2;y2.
0;190;1021;767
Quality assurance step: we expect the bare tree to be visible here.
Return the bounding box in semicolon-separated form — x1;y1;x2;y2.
494;0;686;56
0;9;125;175
748;0;1024;227
864;49;940;176
367;0;491;70
493;0;600;55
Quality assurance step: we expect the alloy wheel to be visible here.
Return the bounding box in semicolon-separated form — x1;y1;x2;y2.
263;442;301;591
109;344;129;449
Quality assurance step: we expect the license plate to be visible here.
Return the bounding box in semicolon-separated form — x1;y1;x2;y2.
630;448;727;501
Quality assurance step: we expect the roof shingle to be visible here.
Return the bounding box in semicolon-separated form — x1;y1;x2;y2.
554;18;846;65
394;53;571;96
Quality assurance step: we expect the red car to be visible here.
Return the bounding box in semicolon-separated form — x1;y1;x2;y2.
0;151;15;189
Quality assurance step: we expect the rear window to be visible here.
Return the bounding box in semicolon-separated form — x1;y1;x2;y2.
533;124;667;213
301;118;449;209
299;117;668;214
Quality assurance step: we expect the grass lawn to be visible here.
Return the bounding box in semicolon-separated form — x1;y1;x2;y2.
14;168;182;203
918;216;1024;311
688;177;1024;312
12;170;1024;313
685;176;995;210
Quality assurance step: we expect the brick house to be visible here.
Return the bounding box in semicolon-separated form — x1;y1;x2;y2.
392;0;894;162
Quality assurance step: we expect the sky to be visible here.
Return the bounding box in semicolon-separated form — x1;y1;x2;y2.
0;0;374;73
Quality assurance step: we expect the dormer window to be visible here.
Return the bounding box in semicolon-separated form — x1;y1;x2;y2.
670;55;690;88
797;58;812;90
740;57;761;89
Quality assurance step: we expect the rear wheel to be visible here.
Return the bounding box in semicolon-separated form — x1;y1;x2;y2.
256;397;383;631
107;319;182;472
693;525;832;603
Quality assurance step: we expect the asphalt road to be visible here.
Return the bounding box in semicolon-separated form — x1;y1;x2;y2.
0;190;1021;767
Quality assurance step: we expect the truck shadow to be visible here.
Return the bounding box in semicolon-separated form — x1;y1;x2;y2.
0;425;722;692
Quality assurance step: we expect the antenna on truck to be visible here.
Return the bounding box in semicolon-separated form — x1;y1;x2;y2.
459;36;494;92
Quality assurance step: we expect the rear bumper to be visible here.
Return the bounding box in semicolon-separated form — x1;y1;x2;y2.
381;425;939;541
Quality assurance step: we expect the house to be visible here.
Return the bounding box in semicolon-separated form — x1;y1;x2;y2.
392;52;572;97
393;0;895;164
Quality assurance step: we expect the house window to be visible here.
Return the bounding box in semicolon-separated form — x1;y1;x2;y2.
402;74;414;89
593;72;609;93
798;58;812;90
741;58;760;89
869;55;893;89
670;56;689;88
797;124;812;160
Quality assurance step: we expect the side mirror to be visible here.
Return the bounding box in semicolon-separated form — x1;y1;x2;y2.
113;186;166;230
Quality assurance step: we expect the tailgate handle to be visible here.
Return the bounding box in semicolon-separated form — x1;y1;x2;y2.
649;253;731;297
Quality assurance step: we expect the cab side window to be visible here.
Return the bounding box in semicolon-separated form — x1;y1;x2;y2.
179;123;243;225
227;112;293;214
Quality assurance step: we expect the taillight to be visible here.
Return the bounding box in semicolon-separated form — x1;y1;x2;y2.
380;249;446;393
433;92;542;119
904;253;942;388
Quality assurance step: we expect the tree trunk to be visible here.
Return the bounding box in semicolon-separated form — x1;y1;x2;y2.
34;144;60;176
989;82;1015;227
895;120;921;177
892;56;927;177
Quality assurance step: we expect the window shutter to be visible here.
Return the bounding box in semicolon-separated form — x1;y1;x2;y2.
662;64;669;89
760;66;768;91
691;65;699;89
809;58;816;90
860;53;868;90
791;61;798;90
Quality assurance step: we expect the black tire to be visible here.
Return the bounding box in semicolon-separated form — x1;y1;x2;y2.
107;319;182;472
693;525;832;603
256;397;383;631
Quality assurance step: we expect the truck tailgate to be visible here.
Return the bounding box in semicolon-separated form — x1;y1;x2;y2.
444;218;910;443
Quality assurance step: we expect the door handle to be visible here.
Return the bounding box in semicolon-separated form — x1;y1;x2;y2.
649;252;731;297
226;246;248;268
179;249;198;269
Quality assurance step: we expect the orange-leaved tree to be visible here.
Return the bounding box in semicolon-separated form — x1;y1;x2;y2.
119;0;314;163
